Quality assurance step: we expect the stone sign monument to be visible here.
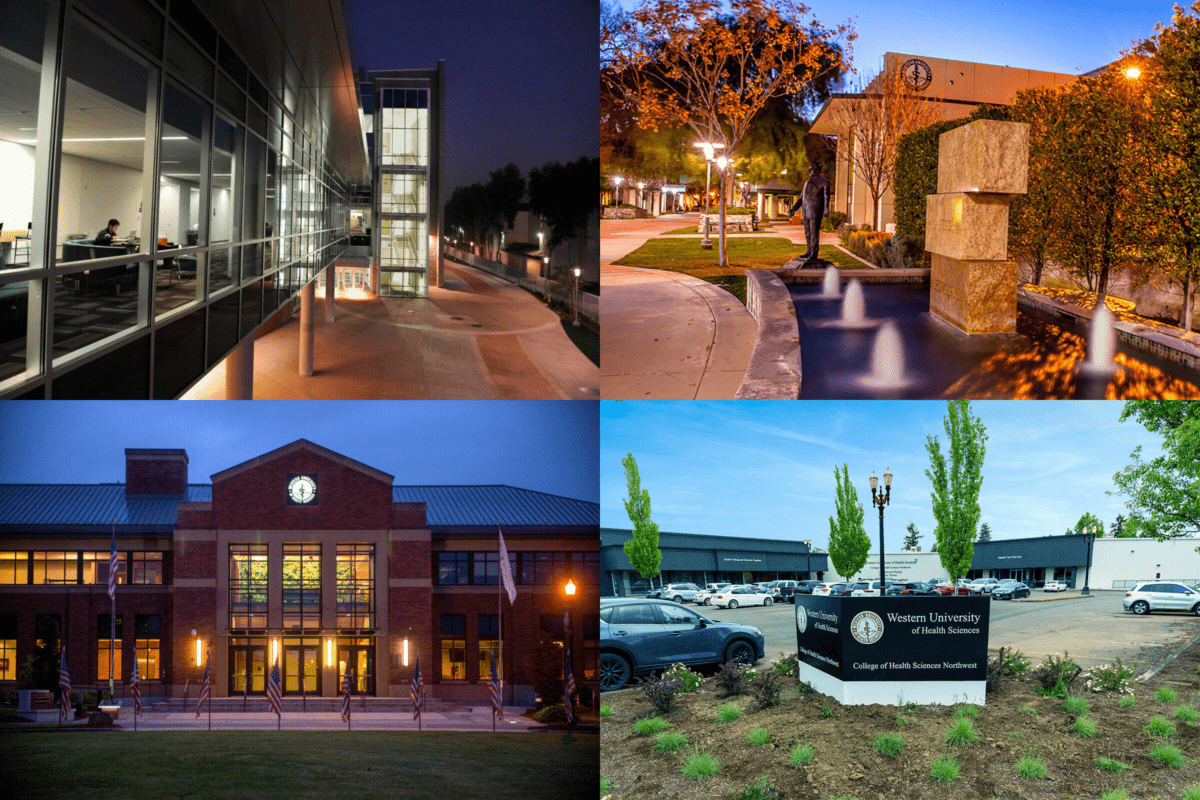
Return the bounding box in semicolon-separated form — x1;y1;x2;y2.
925;120;1030;335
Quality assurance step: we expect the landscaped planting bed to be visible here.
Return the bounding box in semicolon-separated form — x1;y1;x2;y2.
601;644;1200;800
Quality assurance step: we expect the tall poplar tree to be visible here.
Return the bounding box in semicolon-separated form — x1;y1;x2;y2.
621;453;662;581
827;464;870;578
925;401;988;581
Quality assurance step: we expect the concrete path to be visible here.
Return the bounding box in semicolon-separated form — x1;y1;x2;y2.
601;216;757;399
183;261;598;400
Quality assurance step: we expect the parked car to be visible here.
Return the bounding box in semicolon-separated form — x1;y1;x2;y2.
712;585;775;609
694;583;733;605
885;581;939;597
969;578;1000;594
933;579;971;596
599;598;766;690
1043;580;1068;592
771;580;801;602
991;580;1031;600
1123;582;1200;615
793;580;823;597
850;579;884;597
646;583;702;603
812;582;846;597
828;583;856;598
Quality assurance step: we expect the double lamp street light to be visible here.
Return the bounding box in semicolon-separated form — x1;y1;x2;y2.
870;468;893;590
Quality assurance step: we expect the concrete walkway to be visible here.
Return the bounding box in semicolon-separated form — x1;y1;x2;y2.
184;261;598;400
601;215;757;399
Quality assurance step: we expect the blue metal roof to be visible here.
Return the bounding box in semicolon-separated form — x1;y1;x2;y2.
0;484;595;528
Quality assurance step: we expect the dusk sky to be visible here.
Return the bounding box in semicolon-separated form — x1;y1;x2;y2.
348;0;598;192
611;0;1180;87
601;401;1171;548
0;401;598;502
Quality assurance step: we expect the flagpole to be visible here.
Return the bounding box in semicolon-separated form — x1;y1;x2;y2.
109;518;116;703
497;523;502;728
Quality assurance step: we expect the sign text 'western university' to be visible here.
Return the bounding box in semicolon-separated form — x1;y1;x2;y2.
795;595;990;705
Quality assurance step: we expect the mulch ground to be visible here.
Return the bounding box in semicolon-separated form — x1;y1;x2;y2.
601;641;1200;800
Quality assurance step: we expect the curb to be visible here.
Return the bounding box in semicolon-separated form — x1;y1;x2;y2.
735;270;802;399
1135;627;1200;683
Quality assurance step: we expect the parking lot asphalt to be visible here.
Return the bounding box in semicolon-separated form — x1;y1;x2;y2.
690;590;1200;676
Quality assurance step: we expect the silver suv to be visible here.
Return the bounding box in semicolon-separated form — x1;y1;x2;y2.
647;583;701;603
1123;582;1200;615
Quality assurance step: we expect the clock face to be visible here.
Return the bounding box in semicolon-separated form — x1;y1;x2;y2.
288;475;317;504
901;58;932;91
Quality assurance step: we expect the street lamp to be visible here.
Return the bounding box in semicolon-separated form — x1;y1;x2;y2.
572;267;581;327
693;142;724;250
1082;527;1097;595
637;182;645;210
1124;66;1141;80
869;468;893;590
611;175;624;208
563;579;577;725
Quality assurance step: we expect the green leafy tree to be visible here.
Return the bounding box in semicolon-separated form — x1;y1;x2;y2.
1073;511;1105;537
1111;401;1200;543
903;521;922;551
528;156;599;276
827;464;870;578
976;522;992;542
622;453;662;580
925;401;988;580
1110;513;1129;537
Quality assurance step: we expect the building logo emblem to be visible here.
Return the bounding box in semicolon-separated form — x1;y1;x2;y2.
901;58;933;91
795;604;808;633
288;474;317;504
850;611;884;645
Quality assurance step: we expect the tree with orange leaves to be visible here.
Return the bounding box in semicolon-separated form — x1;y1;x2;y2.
603;0;854;266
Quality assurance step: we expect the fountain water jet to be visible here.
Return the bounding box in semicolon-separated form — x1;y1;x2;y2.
821;265;840;298
1083;304;1118;374
841;279;865;326
859;321;910;390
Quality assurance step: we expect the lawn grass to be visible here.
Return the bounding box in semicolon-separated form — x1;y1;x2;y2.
0;730;596;800
612;238;869;304
658;226;777;236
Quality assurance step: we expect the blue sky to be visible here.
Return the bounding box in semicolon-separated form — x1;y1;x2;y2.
613;1;1180;80
0;402;598;502
601;401;1167;547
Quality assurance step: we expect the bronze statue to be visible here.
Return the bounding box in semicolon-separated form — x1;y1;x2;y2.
789;163;831;265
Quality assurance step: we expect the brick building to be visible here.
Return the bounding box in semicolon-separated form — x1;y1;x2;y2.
0;440;599;703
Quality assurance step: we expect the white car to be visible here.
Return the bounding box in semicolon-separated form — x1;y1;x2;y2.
1043;580;1068;592
812;582;846;597
694;583;732;605
712;585;774;608
850;579;883;597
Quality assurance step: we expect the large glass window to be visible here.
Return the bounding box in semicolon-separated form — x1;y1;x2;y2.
97;614;122;681
440;614;465;680
472;552;498;586
380;89;428;167
283;543;320;630
156;81;207;320
132;552;163;584
0;614;16;681
336;544;374;629
32;552;76;585
378;218;426;297
135;614;159;679
379;172;426;214
229;544;268;628
0;552;29;584
209;115;243;292
478;614;500;683
437;552;468;586
82;551;126;585
53;14;153;362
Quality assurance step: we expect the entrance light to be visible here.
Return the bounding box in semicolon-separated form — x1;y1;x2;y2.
325;638;333;667
565;579;576;596
196;637;202;667
402;638;410;667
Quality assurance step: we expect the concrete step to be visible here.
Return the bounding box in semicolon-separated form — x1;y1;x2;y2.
153;697;464;713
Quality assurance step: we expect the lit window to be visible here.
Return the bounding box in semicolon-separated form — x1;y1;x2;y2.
97;614;122;681
440;614;465;680
0;553;28;584
135;615;160;679
477;614;500;683
82;551;127;585
229;544;268;629
131;552;163;584
336;544;374;628
283;544;321;629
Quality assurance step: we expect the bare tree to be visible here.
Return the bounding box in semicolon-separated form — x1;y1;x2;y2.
826;64;942;230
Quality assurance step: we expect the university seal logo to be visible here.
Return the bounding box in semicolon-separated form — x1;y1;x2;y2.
850;611;884;645
795;604;808;633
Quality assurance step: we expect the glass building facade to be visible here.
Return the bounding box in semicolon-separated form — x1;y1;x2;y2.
358;65;445;298
0;0;368;398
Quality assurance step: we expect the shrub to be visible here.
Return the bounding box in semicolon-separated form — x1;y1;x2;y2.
653;732;688;752
1071;715;1099;737
843;230;892;264
826;211;847;230
600;703;614;718
716;702;741;723
773;651;799;677
986;647;1032;693
875;732;905;757
532;703;568;723
662;663;702;694
1182;785;1200;800
631;716;672;736
820;706;833;718
1016;753;1049;780
945;718;979;746
1173;704;1200;723
714;660;752;697
929;755;960;782
1148;742;1185;768
1031;652;1081;697
747;728;771;746
789;743;814;767
737;776;783;800
796;680;815;696
1095;756;1132;774
1083;657;1135;694
1099;790;1129;800
636;673;682;716
681;750;721;780
1144;715;1176;738
881;233;925;269
1061;695;1090;715
1155;686;1179;703
952;704;979;720
1117;694;1137;709
748;670;786;710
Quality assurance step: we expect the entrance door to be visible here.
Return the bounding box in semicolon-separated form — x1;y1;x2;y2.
231;644;266;694
337;644;375;695
283;645;320;695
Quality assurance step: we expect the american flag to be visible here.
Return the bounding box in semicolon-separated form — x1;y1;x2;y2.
340;663;352;722
196;652;211;718
489;652;502;720
497;526;517;605
266;658;282;717
563;644;576;724
107;531;118;600
129;659;142;716
410;655;422;721
58;645;72;721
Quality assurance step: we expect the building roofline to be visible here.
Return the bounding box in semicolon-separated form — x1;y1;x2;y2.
210;439;395;484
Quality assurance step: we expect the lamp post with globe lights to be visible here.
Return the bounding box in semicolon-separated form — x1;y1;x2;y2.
870;469;893;590
572;267;581;327
693;142;724;250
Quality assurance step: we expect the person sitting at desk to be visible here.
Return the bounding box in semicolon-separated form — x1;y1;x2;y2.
94;219;121;247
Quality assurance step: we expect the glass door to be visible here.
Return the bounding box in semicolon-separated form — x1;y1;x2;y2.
283;644;320;695
230;642;267;694
337;641;375;695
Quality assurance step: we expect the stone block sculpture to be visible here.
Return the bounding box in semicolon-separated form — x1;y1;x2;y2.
925;120;1029;335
